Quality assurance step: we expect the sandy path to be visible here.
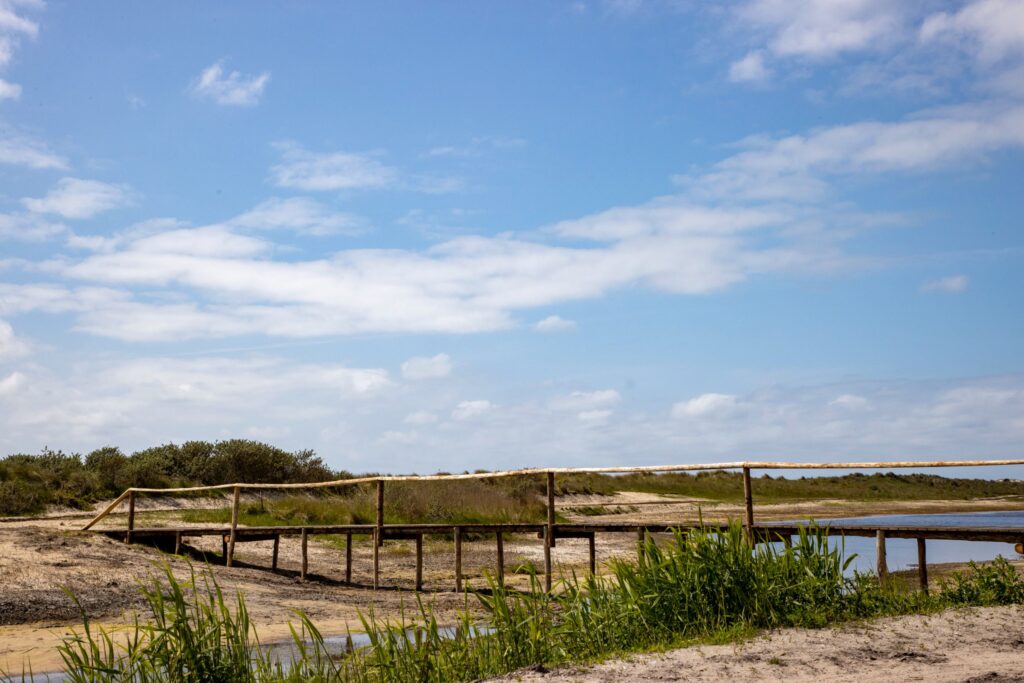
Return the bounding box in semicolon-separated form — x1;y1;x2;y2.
493;606;1024;682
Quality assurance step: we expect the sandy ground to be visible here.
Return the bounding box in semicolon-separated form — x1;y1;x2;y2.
2;492;1023;676
492;606;1024;682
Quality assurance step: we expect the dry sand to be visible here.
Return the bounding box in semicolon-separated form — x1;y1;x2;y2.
491;606;1024;682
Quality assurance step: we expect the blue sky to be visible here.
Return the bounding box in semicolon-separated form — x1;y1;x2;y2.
0;0;1022;473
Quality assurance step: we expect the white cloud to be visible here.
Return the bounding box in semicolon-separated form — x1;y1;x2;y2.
0;77;19;99
535;315;577;332
0;129;67;170
23;178;130;219
549;389;621;412
736;0;907;61
577;409;613;422
190;61;269;106
451;399;492;420
672;393;741;418
0;0;42;99
920;0;1024;65
404;410;438;425
271;142;399;192
229;197;363;236
687;103;1024;201
0;370;24;397
400;353;453;380
0;212;66;241
729;50;771;82
922;274;970;293
0;318;30;360
830;393;869;410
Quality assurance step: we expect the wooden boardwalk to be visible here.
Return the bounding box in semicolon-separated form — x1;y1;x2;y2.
84;458;1024;594
106;520;1024;594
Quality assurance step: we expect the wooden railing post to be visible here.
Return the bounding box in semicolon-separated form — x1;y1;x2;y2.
226;486;240;567
272;534;280;571
742;466;754;546
126;491;136;544
588;533;596;576
876;530;888;581
917;537;928;593
415;534;424;591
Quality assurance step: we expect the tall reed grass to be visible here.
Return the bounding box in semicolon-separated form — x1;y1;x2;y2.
14;523;1024;683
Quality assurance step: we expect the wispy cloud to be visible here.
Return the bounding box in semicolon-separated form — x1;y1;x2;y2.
728;50;771;83
0;0;43;97
400;353;453;380
922;274;970;293
270;142;399;192
22;177;131;219
229;197;364;236
190;60;270;106
0;128;67;170
535;315;577;332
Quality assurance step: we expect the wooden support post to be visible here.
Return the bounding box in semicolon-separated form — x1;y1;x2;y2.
373;528;380;590
917;537;928;594
782;534;793;549
546;472;556;549
300;528;309;580
376;479;385;547
174;530;182;555
272;534;280;571
496;530;504;587
345;532;353;583
126;491;136;544
226;486;240;567
454;526;463;593
415;534;424;591
221;536;228;562
637;527;646;563
588;533;596;576
876;530;888;581
742;467;754;546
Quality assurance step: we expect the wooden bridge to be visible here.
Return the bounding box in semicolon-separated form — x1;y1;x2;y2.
83;459;1024;593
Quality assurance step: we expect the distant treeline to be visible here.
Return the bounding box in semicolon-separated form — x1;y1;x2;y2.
0;440;341;516
4;442;1024;519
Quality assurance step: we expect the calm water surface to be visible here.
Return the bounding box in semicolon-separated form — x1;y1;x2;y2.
779;510;1024;574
